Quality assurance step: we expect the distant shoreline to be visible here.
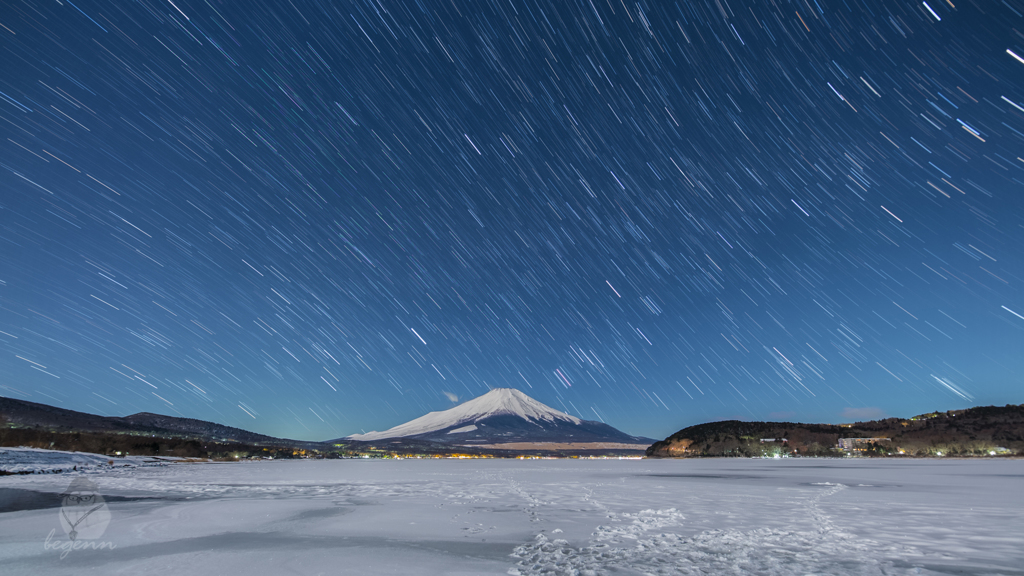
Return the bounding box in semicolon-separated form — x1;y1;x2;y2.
646;404;1024;458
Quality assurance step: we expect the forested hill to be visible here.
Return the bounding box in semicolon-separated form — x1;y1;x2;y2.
646;404;1024;458
0;395;310;447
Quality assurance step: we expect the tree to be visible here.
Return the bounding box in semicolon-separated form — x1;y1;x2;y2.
0;413;9;444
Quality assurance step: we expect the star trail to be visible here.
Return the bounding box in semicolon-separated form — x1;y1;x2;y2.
1;0;1022;440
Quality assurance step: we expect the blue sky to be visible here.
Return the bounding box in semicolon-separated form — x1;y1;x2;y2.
1;0;1022;441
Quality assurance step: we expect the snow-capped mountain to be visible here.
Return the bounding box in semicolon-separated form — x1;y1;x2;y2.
344;388;653;445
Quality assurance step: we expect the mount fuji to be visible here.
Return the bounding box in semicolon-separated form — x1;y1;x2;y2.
343;388;654;448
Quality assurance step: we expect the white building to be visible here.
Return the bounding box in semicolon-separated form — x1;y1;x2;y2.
838;438;890;451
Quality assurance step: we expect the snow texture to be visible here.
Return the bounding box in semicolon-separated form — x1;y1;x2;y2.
0;447;184;474
347;388;582;441
1;457;1021;575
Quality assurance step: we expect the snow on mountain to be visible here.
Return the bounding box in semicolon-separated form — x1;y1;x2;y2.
346;388;581;441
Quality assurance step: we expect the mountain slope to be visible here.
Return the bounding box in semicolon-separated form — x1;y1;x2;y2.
0;395;141;433
0;396;312;447
344;388;653;445
118;412;303;445
646;404;1024;457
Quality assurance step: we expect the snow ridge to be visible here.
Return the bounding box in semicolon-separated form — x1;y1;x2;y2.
346;388;581;441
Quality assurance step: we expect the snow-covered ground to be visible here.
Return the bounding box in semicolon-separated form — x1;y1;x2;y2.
0;447;189;474
1;457;1021;575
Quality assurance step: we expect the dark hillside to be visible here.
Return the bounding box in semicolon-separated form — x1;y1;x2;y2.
0;396;316;448
647;404;1024;457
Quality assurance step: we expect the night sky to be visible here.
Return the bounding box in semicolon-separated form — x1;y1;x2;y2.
2;0;1023;441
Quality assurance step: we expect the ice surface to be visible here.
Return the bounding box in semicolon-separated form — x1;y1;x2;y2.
347;388;581;441
1;457;1021;575
0;447;184;474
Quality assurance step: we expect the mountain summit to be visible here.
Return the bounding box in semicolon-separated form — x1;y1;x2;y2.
345;388;653;446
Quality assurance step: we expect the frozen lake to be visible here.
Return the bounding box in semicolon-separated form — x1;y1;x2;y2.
1;457;1022;575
